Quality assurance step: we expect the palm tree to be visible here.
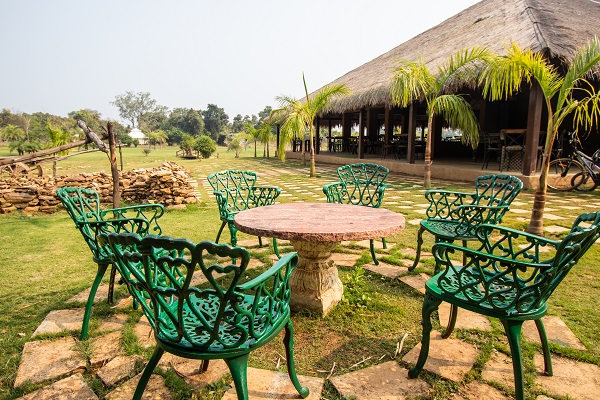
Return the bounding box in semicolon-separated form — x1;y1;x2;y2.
274;74;348;177
481;39;600;234
390;48;492;188
258;122;274;157
243;122;261;157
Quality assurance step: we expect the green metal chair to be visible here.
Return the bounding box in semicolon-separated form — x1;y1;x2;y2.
99;233;310;400
409;174;523;271
323;163;389;264
56;187;165;340
207;170;281;253
408;212;600;400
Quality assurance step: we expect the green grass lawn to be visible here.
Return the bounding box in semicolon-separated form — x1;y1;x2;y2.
1;143;600;399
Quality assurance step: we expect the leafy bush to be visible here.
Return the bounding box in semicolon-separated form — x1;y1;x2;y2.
194;135;216;159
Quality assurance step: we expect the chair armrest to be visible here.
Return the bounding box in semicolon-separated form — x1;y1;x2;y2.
323;182;347;203
249;186;281;206
213;189;236;220
77;218;151;261
236;252;298;292
474;224;560;260
424;190;477;219
101;204;165;234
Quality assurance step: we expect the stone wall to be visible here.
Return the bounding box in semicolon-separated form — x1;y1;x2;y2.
0;162;199;214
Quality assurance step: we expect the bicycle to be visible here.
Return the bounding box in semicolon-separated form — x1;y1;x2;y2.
547;131;600;191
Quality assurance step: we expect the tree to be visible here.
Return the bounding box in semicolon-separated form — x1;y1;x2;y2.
227;133;248;158
231;114;244;133
0;124;25;143
145;130;168;149
274;74;349;177
180;133;196;157
202;104;229;141
46;123;72;154
165;108;204;137
112;91;163;129
258;122;274;157
68;109;103;132
258;106;273;123
390;48;490;188
481;39;600;234
243;122;261;157
194;135;217;159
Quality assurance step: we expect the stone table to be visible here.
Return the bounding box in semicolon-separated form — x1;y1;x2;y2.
234;203;405;315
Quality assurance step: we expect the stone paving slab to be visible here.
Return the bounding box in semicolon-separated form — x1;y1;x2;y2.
544;225;570;234
14;337;86;388
67;284;110;304
16;373;98;400
534;353;600;400
97;355;144;387
134;315;156;349
522;316;586;350
32;308;85;337
331;252;362;266
330;360;431;399
159;356;229;389
451;381;510;399
353;239;390;250
90;330;123;366
105;373;173;400
438;302;492;332
221;367;324;400
364;261;408;278
399;273;430;294
402;331;479;382
481;350;514;389
97;313;128;333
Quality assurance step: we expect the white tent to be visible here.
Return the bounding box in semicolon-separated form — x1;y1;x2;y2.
128;128;147;145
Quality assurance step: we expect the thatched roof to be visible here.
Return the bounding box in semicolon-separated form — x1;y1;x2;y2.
316;0;600;114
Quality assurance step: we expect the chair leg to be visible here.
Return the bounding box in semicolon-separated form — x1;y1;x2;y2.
441;303;458;338
273;238;281;259
535;319;553;376
461;240;467;266
370;239;379;265
199;359;210;373
227;221;238;247
409;225;426;271
133;346;165;400
501;319;526;400
215;221;227;243
225;353;251;400
382;237;387;249
81;262;109;340
258;236;264;247
408;292;442;378
107;264;116;304
284;321;310;398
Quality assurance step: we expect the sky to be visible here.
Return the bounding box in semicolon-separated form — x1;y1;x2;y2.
0;0;480;124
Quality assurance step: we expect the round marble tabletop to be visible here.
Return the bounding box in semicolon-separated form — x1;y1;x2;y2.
234;202;405;242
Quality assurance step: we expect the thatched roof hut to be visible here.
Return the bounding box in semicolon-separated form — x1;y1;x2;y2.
317;0;599;114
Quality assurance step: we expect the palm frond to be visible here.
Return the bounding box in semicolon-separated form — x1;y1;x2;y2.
390;60;435;107
438;47;493;92
571;82;600;132
431;94;480;148
557;37;600;110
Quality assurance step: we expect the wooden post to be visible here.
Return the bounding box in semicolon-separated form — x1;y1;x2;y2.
358;110;365;159
342;112;352;152
107;122;121;209
523;83;543;176
384;107;392;147
275;124;280;158
407;103;417;164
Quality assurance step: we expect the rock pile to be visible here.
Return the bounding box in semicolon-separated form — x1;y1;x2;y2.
0;162;199;214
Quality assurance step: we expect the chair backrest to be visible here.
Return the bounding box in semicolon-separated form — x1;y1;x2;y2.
335;163;389;207
101;233;295;349
474;174;523;216
56;187;161;263
207;170;258;193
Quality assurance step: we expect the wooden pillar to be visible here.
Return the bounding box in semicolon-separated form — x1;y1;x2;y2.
407;103;417;164
384;107;392;146
358;110;365;159
315;116;320;154
342;112;352;152
523;83;543;176
328;118;332;151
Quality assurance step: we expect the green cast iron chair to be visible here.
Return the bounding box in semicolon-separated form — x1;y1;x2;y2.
408;211;600;400
409;174;523;271
207;170;281;254
99;232;310;400
323;163;389;264
56;187;165;340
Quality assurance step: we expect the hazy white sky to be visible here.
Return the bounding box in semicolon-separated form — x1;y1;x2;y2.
0;0;480;123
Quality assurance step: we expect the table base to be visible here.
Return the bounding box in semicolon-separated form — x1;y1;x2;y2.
289;240;343;316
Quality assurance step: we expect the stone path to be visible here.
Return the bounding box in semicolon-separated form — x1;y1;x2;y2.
14;240;599;400
12;162;600;399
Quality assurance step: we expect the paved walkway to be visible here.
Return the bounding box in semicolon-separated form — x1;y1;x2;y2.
12;161;600;399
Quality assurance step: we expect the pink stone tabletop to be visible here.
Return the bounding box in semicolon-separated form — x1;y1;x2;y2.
234;203;405;242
